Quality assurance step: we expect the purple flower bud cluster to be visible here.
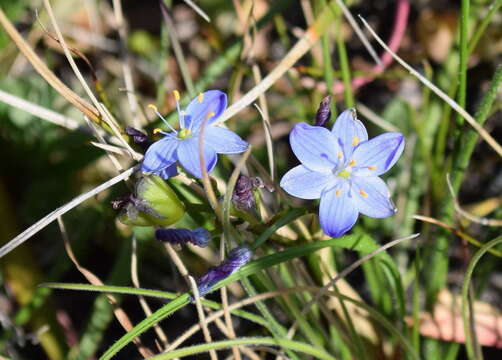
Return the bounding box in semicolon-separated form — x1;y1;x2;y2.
125;126;151;151
232;175;264;211
195;246;252;298
155;228;210;248
314;95;332;127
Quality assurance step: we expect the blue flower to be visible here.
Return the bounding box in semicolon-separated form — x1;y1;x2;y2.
280;109;405;238
141;90;249;179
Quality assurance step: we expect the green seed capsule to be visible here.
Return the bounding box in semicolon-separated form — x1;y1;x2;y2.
119;175;185;227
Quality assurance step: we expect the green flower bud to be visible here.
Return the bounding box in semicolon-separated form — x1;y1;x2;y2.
118;175;185;227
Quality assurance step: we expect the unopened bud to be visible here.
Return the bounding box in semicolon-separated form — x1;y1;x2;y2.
117;175;185;227
315;95;332;127
195;246;253;298
232;175;264;212
126;126;151;151
155;228;210;247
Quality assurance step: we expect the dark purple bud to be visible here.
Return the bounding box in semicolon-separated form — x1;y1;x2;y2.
232;176;264;211
155;227;210;248
315;95;332;127
111;195;131;210
195;246;252;298
126;126;151;150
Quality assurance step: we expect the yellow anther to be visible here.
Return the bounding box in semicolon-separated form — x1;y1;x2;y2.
349;160;356;167
337;152;343;159
335;189;342;197
208;112;216;117
173;90;181;101
359;190;368;198
148;104;158;112
352;136;359;146
198;92;204;103
368;166;377;171
153;128;163;134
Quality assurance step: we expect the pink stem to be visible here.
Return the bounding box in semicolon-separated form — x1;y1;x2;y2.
332;0;410;94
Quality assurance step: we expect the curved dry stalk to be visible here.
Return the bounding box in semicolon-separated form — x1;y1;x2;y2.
0;165;138;259
214;0;370;127
446;174;502;226
359;15;502;157
412;215;502;258
0;8;100;122
112;0;142;128
0;89;80;130
183;0;210;22
287;233;420;336
188;275;219;360
131;237;171;351
57;217;153;358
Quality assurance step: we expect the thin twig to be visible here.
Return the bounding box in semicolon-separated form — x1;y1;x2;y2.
287;233;420;335
160;2;195;96
84;116;123;172
57;217;153;358
183;0;210;22
188;275;219;360
446;174;502;226
359;15;502;157
356;102;400;132
0;89;80;130
131;237;171;351
413;215;502;258
112;0;142;128
332;0;382;66
0;165;138;259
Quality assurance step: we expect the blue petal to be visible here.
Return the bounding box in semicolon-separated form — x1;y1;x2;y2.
141;136;179;173
290;122;340;172
331;109;368;160
184;90;227;132
177;137;217;178
319;181;359;237
204;126;249;154
351;176;396;218
352;132;405;176
158;163;178;179
280;165;334;200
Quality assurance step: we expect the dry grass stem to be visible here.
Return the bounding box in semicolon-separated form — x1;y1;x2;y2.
131;237;172;351
0;165;138;259
188;275;219;360
356;102;401;132
446;174;502;226
0;89;80;130
57;217;153;358
287;233;420;335
84;116;124;172
0;8;100;122
112;0;142;128
413;215;502;257
359;15;502;157
183;0;210;22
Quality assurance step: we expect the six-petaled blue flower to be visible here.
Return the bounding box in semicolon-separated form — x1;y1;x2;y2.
142;90;249;179
280;109;405;238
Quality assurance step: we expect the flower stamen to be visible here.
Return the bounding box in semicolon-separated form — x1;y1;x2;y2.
335;189;342;197
359;190;368;198
368;166;377;170
172;90;185;128
348;160;356;167
148;104;178;134
198;92;204;103
337;152;343;159
352;136;359;146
